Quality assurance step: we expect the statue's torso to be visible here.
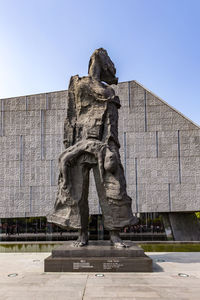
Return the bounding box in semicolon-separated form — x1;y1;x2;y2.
67;75;120;147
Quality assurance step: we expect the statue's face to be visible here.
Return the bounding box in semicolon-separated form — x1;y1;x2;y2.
104;148;117;173
99;49;118;85
88;48;118;85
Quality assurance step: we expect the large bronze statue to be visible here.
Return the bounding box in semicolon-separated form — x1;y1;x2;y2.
47;48;138;247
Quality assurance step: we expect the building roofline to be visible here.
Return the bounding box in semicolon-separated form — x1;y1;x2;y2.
132;80;200;130
1;79;199;129
0;89;68;101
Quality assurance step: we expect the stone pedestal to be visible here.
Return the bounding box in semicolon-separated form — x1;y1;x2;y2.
44;241;153;272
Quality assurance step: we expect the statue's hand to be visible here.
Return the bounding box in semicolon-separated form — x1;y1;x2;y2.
63;140;71;149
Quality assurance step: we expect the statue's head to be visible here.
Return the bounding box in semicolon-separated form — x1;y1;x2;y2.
88;48;118;85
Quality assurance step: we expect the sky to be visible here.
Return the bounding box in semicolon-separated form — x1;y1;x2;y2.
0;0;200;124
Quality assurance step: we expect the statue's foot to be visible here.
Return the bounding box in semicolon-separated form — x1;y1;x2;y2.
73;231;88;247
110;231;129;248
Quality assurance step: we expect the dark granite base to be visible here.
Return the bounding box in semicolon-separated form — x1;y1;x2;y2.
44;241;153;272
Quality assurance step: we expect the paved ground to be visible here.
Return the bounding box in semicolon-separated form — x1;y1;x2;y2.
0;252;200;299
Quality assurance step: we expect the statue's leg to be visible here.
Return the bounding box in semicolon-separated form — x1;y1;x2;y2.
93;156;138;248
48;154;90;245
73;164;90;247
47;161;83;230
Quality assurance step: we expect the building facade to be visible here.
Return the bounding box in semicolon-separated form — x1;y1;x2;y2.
1;80;200;219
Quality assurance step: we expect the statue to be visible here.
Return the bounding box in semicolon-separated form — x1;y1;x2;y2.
47;48;138;247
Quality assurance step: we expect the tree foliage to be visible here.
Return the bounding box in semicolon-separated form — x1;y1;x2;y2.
195;212;200;219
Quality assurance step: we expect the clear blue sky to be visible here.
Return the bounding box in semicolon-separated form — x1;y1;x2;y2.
0;0;200;124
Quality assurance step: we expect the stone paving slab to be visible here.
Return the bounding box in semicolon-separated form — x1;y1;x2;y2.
0;252;200;299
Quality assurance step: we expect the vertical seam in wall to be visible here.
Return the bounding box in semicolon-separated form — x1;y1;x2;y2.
135;157;138;212
19;135;23;187
156;131;159;158
46;93;49;110
178;130;181;184
1;99;4;136
25;96;28;111
41;110;45;160
124;132;127;178
168;183;171;211
128;81;131;108
50;159;54;186
144;90;147;132
30;186;32;212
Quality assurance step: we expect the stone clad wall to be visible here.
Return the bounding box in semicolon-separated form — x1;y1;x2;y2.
116;81;200;213
0;91;67;218
0;81;200;218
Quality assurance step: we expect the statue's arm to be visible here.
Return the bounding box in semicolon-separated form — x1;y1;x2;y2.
63;75;79;149
92;82;121;108
61;147;84;165
63;120;75;149
95;94;121;109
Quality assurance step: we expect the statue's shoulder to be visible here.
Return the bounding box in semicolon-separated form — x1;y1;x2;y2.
69;75;92;95
67;75;79;119
68;75;80;91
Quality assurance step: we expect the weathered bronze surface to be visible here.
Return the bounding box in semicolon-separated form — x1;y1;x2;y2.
47;48;138;247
